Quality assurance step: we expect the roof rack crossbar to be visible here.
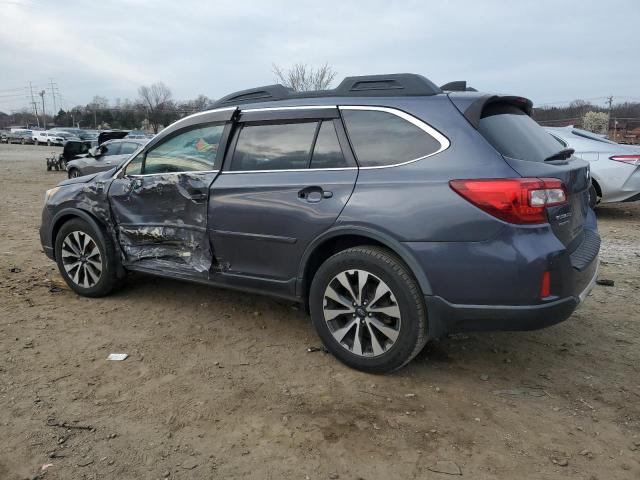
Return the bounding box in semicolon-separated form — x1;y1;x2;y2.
212;73;442;107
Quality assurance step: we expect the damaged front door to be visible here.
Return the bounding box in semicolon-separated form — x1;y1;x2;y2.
108;121;230;276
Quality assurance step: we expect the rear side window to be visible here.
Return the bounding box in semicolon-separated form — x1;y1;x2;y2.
310;121;348;169
231;122;317;171
342;109;441;167
478;104;564;162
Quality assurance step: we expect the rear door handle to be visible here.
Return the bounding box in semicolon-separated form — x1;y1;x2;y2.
298;186;333;203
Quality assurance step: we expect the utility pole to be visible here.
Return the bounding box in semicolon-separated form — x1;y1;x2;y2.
606;96;613;137
39;90;47;129
29;81;40;127
49;78;57;117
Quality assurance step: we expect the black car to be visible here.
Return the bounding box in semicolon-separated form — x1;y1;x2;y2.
7;131;35;144
40;73;599;373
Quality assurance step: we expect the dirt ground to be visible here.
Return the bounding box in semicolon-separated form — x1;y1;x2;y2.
0;143;639;480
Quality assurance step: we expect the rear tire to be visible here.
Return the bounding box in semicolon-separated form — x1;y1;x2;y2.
54;218;122;297
309;246;428;373
68;168;80;178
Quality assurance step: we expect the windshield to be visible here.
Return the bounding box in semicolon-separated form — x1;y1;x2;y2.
478;104;564;162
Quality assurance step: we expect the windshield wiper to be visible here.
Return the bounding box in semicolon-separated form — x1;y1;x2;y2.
544;148;574;162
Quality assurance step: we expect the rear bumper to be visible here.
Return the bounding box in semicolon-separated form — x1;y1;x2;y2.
425;261;598;337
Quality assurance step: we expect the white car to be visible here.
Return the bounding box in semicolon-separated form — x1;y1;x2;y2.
546;126;640;206
33;130;67;146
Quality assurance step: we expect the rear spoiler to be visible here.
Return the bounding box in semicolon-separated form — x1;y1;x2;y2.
448;94;533;129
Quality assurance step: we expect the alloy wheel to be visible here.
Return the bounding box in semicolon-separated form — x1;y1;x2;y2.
322;269;401;357
61;231;103;288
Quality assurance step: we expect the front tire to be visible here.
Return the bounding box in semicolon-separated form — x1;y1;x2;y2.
68;168;80;178
309;246;428;373
54;218;121;297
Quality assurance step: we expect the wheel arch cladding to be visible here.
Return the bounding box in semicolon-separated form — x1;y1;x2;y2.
51;209;110;260
297;228;433;298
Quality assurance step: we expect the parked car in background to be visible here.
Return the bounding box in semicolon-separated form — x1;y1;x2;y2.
546;126;640;206
65;138;146;178
126;130;154;139
33;130;68;146
7;131;35;144
0;130;8;143
40;73;600;373
52;129;100;145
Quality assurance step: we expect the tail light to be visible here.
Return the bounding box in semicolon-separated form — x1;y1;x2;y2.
449;178;568;224
610;155;640;166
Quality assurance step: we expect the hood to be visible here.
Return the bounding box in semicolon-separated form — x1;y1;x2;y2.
58;172;99;186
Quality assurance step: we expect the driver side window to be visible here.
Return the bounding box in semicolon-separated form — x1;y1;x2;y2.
143;124;224;174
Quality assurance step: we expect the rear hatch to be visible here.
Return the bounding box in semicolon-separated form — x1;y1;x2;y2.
474;100;591;251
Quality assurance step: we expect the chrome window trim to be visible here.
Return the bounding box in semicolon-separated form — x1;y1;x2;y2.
114;104;450;178
339;105;450;170
222;167;357;175
126;169;220;178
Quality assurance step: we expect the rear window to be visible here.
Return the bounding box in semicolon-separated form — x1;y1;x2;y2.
478;104;563;162
342;109;441;167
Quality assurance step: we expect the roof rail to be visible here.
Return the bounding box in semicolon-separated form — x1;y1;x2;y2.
440;81;477;92
213;73;442;107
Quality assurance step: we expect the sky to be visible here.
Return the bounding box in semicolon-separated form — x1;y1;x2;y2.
1;0;639;115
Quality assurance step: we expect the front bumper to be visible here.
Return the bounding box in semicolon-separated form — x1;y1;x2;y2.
425;261;598;337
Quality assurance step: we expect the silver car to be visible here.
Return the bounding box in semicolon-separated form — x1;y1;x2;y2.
546;126;640;206
66;139;146;178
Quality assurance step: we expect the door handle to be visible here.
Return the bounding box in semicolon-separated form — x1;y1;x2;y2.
298;186;333;203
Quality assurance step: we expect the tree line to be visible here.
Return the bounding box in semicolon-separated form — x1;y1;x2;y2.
0;82;213;133
533;100;640;129
0;64;337;132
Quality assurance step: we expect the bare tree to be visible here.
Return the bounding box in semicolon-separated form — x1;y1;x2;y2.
272;62;337;92
138;82;174;133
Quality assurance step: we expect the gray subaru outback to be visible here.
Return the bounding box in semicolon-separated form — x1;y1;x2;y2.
40;74;600;373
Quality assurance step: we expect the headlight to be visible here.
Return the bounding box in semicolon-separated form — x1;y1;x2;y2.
44;187;60;205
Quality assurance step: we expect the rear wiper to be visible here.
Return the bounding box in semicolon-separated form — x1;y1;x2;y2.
544;148;574;162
